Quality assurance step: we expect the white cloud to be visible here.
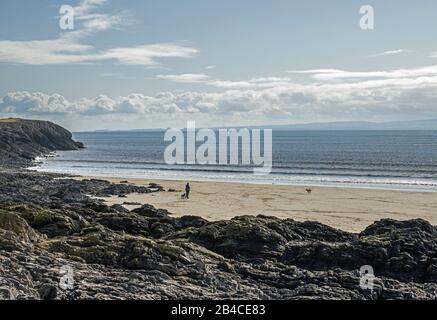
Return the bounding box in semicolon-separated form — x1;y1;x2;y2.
0;0;197;66
0;92;71;114
0;38;197;66
370;49;410;57
3;62;435;123
99;44;198;66
157;73;210;83
64;0;131;32
3;67;437;123
2;7;437;128
157;73;293;89
289;65;437;81
75;0;108;16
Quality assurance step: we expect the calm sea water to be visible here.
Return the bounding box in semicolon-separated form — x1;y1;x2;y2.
32;130;437;191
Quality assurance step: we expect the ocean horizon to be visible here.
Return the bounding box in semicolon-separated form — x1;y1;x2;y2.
31;129;437;192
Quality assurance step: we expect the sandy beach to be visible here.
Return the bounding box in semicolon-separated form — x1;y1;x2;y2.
79;176;437;233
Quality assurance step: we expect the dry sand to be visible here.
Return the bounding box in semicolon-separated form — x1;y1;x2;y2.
80;176;437;233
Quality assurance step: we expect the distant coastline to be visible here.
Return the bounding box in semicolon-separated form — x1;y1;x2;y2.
75;119;437;133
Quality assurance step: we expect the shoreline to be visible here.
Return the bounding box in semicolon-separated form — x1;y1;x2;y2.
76;175;437;233
70;171;437;192
32;165;437;193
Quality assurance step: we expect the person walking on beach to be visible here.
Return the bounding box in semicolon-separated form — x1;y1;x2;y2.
185;183;191;199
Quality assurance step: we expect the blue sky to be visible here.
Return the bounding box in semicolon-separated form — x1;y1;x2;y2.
0;0;437;130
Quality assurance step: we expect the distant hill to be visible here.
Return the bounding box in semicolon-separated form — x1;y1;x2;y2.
80;119;437;133
246;119;437;131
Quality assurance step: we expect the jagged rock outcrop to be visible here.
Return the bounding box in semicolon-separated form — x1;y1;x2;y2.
0;195;436;300
0;172;436;300
169;216;437;285
0;118;83;168
0;172;155;206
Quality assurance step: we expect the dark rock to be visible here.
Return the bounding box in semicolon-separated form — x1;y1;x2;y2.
0;171;436;300
0;118;83;168
132;204;173;219
169;215;352;260
0;209;44;243
148;183;164;191
111;204;130;213
1;186;436;300
38;283;58;300
123;202;142;206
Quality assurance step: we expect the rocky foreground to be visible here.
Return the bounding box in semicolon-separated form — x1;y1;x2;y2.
0;119;436;300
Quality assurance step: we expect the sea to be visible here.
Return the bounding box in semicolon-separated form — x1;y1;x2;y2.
31;130;437;192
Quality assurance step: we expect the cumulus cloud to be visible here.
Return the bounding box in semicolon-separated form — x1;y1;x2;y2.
0;0;197;66
2;66;437;123
0;92;71;114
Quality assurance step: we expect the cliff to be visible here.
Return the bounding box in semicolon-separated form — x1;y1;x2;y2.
0;118;83;168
